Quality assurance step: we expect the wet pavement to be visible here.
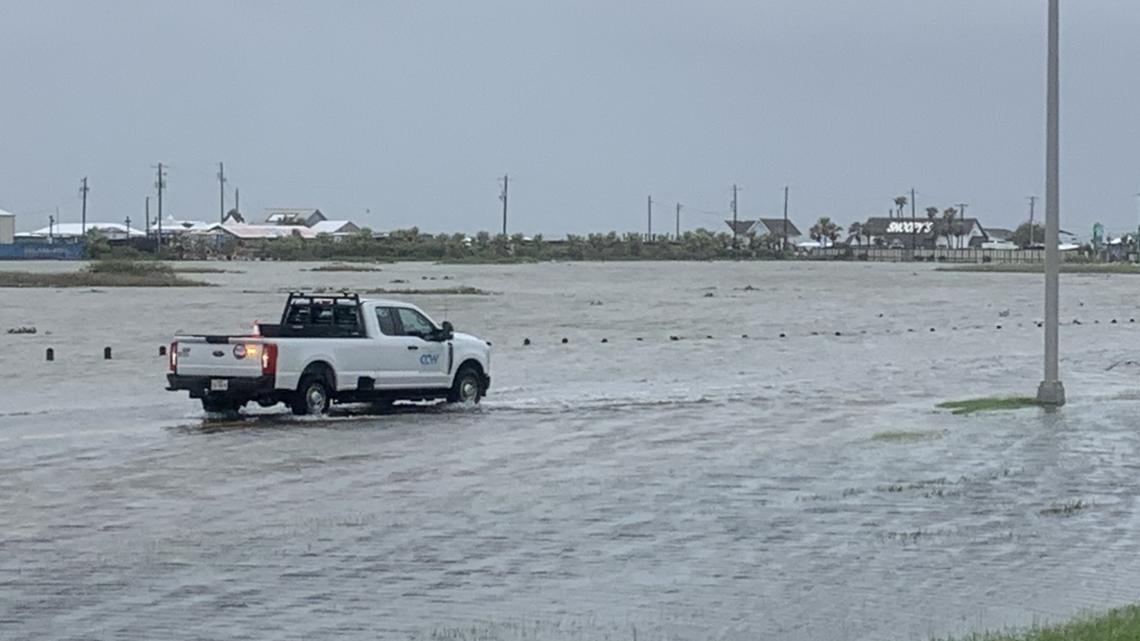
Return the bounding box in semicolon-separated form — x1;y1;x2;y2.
2;260;1140;640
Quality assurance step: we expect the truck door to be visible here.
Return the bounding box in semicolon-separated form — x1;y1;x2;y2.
391;307;450;388
372;306;414;386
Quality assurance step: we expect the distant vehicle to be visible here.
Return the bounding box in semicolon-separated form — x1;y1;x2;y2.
981;240;1019;250
167;292;491;415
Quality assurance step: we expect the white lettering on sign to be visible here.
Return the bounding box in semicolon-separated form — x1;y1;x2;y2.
886;221;934;234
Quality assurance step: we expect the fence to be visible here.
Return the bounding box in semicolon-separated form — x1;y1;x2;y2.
810;247;1081;263
0;243;84;260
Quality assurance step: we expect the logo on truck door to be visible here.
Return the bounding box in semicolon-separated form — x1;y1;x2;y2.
419;353;440;366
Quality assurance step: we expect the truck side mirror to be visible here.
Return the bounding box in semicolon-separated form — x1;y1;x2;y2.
441;321;455;340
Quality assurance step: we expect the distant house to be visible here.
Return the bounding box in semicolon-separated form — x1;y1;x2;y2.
724;219;759;236
859;216;989;249
986;227;1014;242
310;220;361;235
724;218;803;243
264;208;327;227
196;223;319;241
15;222;146;242
150;216;212;237
756;218;803;243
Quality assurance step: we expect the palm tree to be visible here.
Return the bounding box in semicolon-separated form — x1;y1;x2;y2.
810;217;841;248
848;221;864;247
894;196;908;219
942;208;959;248
926;206;939;220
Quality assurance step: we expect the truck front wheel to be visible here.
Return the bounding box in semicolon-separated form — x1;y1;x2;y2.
291;376;331;416
448;365;483;405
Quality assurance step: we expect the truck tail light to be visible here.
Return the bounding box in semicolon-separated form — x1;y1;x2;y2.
261;343;277;375
169;342;178;372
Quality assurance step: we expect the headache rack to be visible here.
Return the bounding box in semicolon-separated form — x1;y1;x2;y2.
259;291;367;338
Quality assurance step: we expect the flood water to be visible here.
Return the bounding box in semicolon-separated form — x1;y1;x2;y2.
3;260;1140;641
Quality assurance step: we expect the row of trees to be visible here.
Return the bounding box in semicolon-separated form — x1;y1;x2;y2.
104;227;796;262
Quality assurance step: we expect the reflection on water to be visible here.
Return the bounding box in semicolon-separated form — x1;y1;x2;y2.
3;260;1140;640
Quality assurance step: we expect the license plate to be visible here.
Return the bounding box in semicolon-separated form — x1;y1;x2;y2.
210;379;229;392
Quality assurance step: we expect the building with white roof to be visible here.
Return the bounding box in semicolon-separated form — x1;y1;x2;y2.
15;222;146;242
0;209;14;244
310;220;360;235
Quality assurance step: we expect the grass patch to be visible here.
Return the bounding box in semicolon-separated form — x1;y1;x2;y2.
937;604;1140;640
362;286;496;296
437;255;540;265
871;430;944;443
171;265;244;274
306;263;384;272
936;396;1042;415
1039;499;1088;517
938;263;1140;275
0;260;208;287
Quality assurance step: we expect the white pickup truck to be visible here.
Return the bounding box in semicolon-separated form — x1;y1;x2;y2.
167;292;491;415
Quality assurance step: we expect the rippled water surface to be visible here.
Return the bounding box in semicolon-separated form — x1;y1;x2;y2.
3;260;1140;641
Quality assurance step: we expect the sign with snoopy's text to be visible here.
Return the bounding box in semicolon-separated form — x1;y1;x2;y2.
886;221;935;234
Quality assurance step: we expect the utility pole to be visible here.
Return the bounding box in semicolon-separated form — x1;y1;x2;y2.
955;203;969;249
234;187;240;218
217;162;227;223
1134;193;1140;263
731;184;739;249
124;216;131;239
675;202;681;239
145;196;151;240
647;195;653;240
910;187;917;254
49;213;55;244
1027;196;1037;247
154;163;166;248
1037;0;1064;406
499;174;509;236
79;177;89;236
782;185;790;252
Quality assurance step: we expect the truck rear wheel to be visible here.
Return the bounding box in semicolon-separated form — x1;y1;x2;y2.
448;365;483;405
291;375;331;416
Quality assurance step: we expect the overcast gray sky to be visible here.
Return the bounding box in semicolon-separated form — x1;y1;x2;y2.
2;0;1139;236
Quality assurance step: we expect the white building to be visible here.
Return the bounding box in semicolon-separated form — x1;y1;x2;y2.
193;223;321;241
15;222;147;241
0;209;14;244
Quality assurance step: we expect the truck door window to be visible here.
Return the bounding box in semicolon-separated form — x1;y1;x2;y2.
395;308;435;338
375;307;398;336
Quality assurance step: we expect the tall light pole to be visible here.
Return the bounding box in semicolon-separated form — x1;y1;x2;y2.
1037;0;1065;406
